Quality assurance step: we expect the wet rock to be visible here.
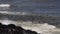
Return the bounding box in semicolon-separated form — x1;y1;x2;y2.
0;23;38;34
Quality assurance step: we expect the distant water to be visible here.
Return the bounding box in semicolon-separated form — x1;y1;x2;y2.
0;0;60;16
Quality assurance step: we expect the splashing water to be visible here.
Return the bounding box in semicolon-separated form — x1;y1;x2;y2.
0;20;60;34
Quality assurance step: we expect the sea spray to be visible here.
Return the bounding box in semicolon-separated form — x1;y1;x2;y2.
0;20;59;34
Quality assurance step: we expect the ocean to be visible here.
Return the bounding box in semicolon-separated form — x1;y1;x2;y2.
0;0;60;34
0;0;60;16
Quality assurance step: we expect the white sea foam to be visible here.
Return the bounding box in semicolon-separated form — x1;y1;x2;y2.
0;11;34;16
0;20;59;34
0;4;10;7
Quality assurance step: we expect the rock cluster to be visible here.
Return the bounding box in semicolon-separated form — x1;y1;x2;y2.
0;23;38;34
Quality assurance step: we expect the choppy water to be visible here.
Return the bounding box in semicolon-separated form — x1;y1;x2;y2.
0;0;60;16
0;0;60;34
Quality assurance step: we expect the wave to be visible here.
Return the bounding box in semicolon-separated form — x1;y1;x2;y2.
0;4;10;7
0;19;59;34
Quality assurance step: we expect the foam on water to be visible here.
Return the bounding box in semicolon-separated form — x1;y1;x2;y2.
0;4;10;7
0;20;59;34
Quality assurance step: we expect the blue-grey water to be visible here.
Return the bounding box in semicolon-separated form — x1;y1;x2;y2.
0;0;60;16
0;0;60;34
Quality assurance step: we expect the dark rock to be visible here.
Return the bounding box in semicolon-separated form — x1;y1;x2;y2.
0;23;38;34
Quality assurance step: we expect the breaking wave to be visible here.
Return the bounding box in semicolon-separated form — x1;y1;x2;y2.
0;19;59;34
